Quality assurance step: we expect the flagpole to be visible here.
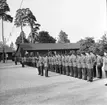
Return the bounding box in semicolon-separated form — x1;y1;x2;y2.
106;0;107;30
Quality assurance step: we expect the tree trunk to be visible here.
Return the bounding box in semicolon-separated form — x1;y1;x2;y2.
21;23;24;43
2;16;5;63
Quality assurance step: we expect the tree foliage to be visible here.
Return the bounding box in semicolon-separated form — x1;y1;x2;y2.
98;34;107;53
0;0;13;22
37;31;56;43
79;37;95;52
27;32;38;43
58;30;70;43
15;31;29;46
10;42;15;50
14;8;40;43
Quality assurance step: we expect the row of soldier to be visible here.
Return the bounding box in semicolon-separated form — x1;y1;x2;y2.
20;50;103;82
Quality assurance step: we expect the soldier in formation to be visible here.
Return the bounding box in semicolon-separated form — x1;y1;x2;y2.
18;50;105;81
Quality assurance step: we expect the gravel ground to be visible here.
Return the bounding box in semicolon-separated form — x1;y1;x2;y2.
0;61;107;105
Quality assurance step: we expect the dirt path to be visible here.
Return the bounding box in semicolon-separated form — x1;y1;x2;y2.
0;62;107;105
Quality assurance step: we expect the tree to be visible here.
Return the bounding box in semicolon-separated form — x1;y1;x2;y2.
24;8;40;43
0;0;13;63
79;37;95;53
10;42;15;50
15;31;29;46
37;31;56;43
98;34;107;53
14;8;40;43
57;30;70;43
27;32;38;43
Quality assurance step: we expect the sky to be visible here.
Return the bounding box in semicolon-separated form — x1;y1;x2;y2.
0;0;106;46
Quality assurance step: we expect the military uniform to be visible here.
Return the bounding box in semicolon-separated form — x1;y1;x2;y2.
58;54;62;74
21;57;25;67
72;54;77;78
65;55;70;76
37;56;41;75
62;55;65;75
77;55;82;79
91;53;96;77
43;56;48;77
53;55;55;72
55;55;59;73
81;54;87;80
86;54;93;82
69;54;73;76
14;56;17;65
96;55;103;78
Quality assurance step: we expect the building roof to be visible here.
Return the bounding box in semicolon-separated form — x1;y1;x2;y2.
19;43;80;51
0;46;14;53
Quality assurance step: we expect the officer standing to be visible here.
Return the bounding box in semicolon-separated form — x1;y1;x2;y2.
37;54;41;75
70;51;74;77
40;55;44;76
77;51;82;79
81;52;87;80
90;52;97;78
86;52;93;82
66;53;70;76
72;51;77;78
43;54;48;77
62;54;65;75
96;53;103;78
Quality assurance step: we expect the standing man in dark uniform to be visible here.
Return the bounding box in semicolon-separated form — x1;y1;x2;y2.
77;51;82;79
37;53;41;75
43;54;48;77
96;53;103;78
72;51;77;78
90;52;96;78
81;52;87;80
20;48;25;68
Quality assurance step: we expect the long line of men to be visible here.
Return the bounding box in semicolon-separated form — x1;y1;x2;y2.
21;50;103;82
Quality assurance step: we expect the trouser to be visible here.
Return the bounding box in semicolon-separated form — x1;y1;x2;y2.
40;65;44;76
68;66;70;76
93;64;96;77
55;64;57;72
32;62;35;67
65;66;69;76
97;65;102;78
105;71;107;78
82;68;87;80
53;64;55;72
50;64;52;71
62;65;66;75
74;67;78;78
51;64;53;72
87;68;93;81
56;64;59;73
57;65;60;73
45;67;48;77
38;66;41;75
78;68;82;79
22;62;25;67
15;61;17;65
70;66;74;77
48;64;50;71
59;65;62;74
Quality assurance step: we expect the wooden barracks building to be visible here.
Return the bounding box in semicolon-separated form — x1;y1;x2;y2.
16;43;80;56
